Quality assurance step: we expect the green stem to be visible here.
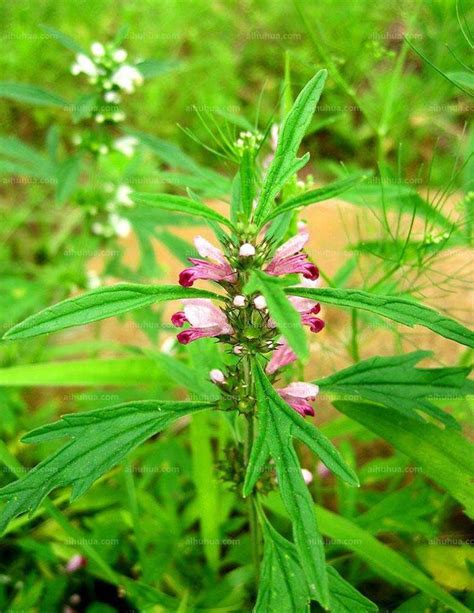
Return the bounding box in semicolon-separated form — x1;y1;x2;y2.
350;309;360;363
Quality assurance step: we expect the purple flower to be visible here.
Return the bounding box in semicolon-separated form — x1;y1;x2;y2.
277;382;319;417
265;231;319;280
179;236;236;287
172;299;233;345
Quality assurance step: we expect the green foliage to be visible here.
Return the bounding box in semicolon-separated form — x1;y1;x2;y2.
317;351;473;428
3;284;222;339
287;287;474;347
0;400;213;532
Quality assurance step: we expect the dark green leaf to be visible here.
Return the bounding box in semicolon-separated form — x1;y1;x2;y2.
317;351;472;428
56;155;82;203
286;287;474;348
3;284;222;340
0;400;213;532
254;70;327;224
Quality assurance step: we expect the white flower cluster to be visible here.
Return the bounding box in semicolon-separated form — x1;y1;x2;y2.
71;41;144;124
234;130;263;156
91;183;134;239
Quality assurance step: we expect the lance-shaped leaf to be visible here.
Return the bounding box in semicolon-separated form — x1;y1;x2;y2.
245;363;359;608
317;351;473;429
0;82;69;108
286;287;474;348
244;271;308;361
255;509;377;612
131;192;235;230
0;400;213;532
3;284;222;340
254;69;327;224
334;401;474;518
258;173;367;226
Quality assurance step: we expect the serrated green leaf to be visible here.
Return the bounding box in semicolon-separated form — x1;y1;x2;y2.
334;401;474;518
0;400;212;533
3;284;222;340
286;287;474;348
317;351;472;428
259;173;367;226
131;192;235;229
254;69;327;224
244;271;308;360
0;82;69;107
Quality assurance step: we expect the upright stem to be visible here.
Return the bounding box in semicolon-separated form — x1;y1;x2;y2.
350;309;360;363
242;354;261;582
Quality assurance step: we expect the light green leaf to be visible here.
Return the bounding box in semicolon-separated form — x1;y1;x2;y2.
244;271;308;360
0;358;163;387
254;69;327;224
56;155;82;203
0;82;69;108
3;284;222;340
286;287;474;348
135;59;179;79
131;192;235;229
334;401;474;518
317;351;472;428
40;25;87;55
259;173;367;225
0;400;213;532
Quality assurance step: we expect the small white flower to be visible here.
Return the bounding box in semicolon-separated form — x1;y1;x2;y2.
301;468;313;485
233;295;246;307
71;53;98;78
113;48;128;63
116;184;134;207
91;222;104;236
86;270;101;289
109;213;131;238
239;243;256;257
112;111;126;122
111;65;144;93
209;369;226;384
91;42;105;57
104;91;121;104
253;295;267;310
95;114;105;123
113;136;138;158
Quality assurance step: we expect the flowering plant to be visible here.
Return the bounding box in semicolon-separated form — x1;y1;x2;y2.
1;68;473;612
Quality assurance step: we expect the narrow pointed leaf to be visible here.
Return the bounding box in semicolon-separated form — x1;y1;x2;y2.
0;400;213;532
317;351;473;428
3;284;222;340
286;287;474;348
254;69;327;224
0;82;69;107
259;173;367;225
131;192;235;229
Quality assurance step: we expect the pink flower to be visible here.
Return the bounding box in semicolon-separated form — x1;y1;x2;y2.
266;338;297;374
179;236;236;287
277;382;319;417
66;554;88;573
265;231;319;280
171;299;233;345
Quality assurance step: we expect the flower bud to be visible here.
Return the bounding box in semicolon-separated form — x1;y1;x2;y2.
233;345;243;355
210;369;226;384
239;243;256;257
113;48;128;63
233;295;246;307
301;468;313;485
91;42;105;57
253;295;267;310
